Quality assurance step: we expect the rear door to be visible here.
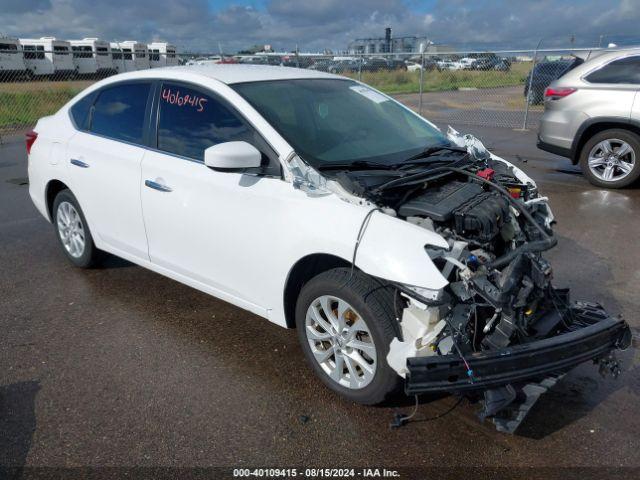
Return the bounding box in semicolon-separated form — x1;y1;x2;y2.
65;81;153;259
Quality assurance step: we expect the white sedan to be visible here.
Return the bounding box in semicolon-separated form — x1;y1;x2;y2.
27;65;629;431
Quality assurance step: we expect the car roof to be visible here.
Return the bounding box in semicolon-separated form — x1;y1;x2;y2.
108;64;341;85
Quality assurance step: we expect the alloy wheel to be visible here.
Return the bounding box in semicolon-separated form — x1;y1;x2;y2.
588;139;636;182
305;295;377;389
56;201;86;258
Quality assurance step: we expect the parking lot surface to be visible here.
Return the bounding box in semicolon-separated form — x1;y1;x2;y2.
1;121;639;472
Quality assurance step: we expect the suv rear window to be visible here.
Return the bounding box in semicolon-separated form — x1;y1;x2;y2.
90;83;150;144
586;56;640;84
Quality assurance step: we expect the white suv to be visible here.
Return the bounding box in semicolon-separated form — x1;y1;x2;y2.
27;65;630;432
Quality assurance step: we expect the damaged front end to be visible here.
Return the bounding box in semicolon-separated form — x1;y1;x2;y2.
326;128;632;433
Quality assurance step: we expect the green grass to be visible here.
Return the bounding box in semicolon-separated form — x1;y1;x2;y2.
0;88;81;130
343;62;532;95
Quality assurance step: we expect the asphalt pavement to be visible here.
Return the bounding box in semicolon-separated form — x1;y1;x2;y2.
1;122;639;475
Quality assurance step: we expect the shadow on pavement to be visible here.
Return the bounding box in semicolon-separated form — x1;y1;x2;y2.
0;381;40;477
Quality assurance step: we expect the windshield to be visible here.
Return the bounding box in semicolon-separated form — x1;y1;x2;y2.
231;79;449;168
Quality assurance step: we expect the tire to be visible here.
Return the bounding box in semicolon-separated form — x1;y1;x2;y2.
52;189;103;268
579;129;640;188
295;268;402;405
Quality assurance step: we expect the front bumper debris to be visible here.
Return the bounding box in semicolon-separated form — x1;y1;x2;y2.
405;304;630;395
404;303;631;433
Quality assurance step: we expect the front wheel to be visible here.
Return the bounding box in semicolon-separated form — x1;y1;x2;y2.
295;268;402;405
579;129;640;188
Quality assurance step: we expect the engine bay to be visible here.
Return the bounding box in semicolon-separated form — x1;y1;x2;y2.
320;132;631;433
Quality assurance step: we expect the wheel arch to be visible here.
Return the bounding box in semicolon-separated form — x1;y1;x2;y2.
572;118;640;164
282;253;352;329
45;179;71;221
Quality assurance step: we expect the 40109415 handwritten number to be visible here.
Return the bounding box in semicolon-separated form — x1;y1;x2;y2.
161;88;208;112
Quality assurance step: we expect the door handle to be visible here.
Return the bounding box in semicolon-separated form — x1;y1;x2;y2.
145;179;172;192
70;158;89;168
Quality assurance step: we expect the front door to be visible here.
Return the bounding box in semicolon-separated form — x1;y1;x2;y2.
140;81;288;315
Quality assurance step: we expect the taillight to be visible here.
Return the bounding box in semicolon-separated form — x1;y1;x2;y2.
26;130;38;155
544;87;576;99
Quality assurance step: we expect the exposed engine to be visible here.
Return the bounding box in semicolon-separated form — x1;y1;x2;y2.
381;159;564;354
326;134;630;433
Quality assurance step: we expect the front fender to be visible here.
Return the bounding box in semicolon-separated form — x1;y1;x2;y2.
355;211;449;290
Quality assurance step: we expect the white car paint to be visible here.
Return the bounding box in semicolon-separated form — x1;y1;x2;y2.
28;65;531;328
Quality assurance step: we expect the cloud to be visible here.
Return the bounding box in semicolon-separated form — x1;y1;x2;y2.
2;0;51;14
0;0;638;52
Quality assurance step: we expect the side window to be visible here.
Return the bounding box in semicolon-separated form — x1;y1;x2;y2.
586;56;640;84
90;83;150;144
69;92;96;130
157;83;254;161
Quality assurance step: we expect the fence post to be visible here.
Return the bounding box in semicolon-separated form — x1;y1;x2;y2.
418;52;425;115
358;54;362;82
521;39;543;130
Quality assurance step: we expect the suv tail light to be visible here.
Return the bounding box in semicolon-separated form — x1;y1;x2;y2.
25;130;38;155
544;87;577;99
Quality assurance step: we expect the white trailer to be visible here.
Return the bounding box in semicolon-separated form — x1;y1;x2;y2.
69;38;115;76
19;37;76;78
117;41;149;71
0;36;26;80
109;43;126;73
147;42;179;68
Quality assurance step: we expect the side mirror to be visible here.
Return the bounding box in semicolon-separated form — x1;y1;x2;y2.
204;141;262;170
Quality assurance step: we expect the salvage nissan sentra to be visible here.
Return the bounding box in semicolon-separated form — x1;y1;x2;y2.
27;65;631;432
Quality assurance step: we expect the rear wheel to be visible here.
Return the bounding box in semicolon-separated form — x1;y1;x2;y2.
579;129;640;188
295;268;402;405
52;190;103;268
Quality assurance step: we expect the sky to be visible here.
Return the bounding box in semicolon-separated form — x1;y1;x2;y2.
1;0;640;53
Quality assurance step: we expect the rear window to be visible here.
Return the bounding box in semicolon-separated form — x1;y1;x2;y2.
535;61;570;75
70;92;96;130
72;46;92;58
0;43;18;52
586;56;640;84
23;45;45;60
90;83;150;144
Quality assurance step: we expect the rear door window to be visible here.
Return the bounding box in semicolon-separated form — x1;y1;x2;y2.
89;83;151;144
586;56;640;84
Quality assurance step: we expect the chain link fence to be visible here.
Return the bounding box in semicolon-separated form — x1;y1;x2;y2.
0;46;632;142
